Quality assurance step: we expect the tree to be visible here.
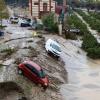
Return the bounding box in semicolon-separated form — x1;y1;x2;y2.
0;0;9;28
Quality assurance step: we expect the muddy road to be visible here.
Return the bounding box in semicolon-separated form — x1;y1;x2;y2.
0;24;67;100
0;23;100;100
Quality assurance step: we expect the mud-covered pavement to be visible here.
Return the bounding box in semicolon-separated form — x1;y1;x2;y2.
1;23;100;100
0;24;67;100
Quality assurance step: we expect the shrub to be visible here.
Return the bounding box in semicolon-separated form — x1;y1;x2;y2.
82;33;99;50
76;9;100;32
87;47;100;59
82;32;100;59
89;11;100;20
67;13;90;35
42;13;58;33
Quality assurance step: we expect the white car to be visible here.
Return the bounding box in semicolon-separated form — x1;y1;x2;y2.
45;39;61;57
18;18;30;27
30;19;43;29
10;16;19;23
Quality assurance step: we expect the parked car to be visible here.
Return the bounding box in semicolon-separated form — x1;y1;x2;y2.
30;18;43;30
45;39;61;57
18;61;49;89
0;31;4;37
65;28;80;34
10;16;19;24
18;18;30;27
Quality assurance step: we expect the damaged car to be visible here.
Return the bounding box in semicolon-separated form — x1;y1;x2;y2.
45;39;61;57
18;61;49;89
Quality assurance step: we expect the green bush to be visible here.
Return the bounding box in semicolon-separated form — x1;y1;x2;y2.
67;13;90;35
87;47;100;59
82;32;100;59
82;33;99;50
76;9;100;32
42;13;58;33
89;11;100;20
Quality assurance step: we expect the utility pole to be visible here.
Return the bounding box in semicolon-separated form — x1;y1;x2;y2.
63;0;67;11
58;0;67;35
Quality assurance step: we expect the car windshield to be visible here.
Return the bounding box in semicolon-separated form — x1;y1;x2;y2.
50;43;61;52
38;69;45;78
14;18;18;20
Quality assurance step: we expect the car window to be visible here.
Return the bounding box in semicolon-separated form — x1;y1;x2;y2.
38;69;45;78
50;43;61;52
24;64;39;76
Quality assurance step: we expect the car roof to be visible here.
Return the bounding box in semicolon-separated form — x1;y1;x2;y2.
23;61;41;71
47;39;60;47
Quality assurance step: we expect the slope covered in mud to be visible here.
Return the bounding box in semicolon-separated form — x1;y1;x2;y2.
0;34;67;100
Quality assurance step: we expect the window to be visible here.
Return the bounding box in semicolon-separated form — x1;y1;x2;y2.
38;69;45;78
50;43;61;52
24;64;39;76
43;3;47;12
34;2;39;5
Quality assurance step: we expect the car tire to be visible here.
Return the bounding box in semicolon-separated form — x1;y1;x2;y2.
43;86;47;90
21;23;23;27
18;68;23;75
47;50;51;55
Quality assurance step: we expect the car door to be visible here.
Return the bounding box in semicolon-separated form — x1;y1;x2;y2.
30;66;40;83
24;64;39;83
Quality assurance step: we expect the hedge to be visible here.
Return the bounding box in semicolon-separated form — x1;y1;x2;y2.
75;10;100;59
67;13;90;35
82;33;100;59
89;11;100;20
76;9;100;32
42;13;58;33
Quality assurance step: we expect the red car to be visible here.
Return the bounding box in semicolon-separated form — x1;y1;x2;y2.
18;61;49;89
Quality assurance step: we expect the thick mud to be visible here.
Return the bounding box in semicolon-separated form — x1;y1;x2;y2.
0;29;67;100
0;81;26;100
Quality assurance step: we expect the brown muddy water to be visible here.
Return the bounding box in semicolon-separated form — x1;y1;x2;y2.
60;39;100;100
44;34;100;100
1;23;100;100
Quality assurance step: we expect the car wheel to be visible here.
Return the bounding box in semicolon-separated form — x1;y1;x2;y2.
18;69;23;75
20;24;22;27
43;86;47;90
47;50;51;54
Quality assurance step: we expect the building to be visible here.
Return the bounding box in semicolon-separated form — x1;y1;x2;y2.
29;0;56;18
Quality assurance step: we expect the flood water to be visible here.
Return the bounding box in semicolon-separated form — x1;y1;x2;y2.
2;23;100;100
43;34;100;100
60;39;100;100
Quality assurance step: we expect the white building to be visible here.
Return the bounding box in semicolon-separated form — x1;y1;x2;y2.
29;0;56;18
